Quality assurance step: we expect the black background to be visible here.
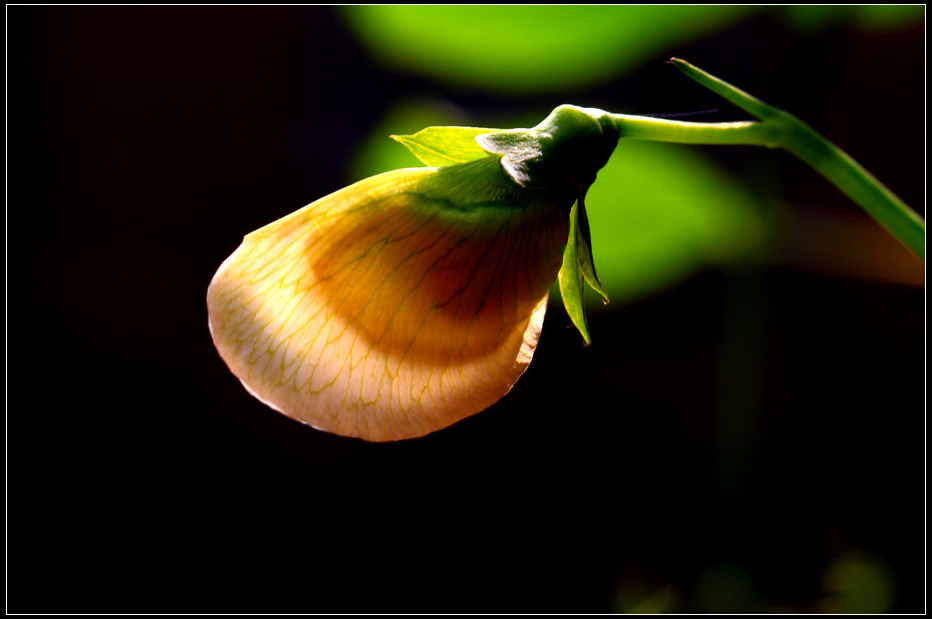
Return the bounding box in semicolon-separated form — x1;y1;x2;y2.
9;6;925;613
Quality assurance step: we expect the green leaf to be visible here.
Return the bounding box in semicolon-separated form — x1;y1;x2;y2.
341;6;757;93
392;126;497;167
785;5;924;31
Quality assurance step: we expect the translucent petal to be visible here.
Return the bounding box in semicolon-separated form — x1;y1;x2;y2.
208;161;567;441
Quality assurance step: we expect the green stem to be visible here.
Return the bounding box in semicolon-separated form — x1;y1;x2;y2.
611;59;925;260
614;116;781;147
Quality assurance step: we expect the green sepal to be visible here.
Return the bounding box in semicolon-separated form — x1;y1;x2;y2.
476;105;619;189
558;183;609;347
391;126;499;167
575;184;609;304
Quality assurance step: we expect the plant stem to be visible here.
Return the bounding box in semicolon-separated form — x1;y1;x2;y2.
611;59;925;260
614;116;781;147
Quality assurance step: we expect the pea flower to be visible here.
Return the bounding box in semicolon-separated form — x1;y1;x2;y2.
208;105;618;441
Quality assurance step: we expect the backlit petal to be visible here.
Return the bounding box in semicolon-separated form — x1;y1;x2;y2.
208;159;568;441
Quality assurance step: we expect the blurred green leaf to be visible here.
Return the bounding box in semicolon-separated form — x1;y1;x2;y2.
623;585;679;614
342;6;756;93
584;139;766;305
694;562;760;613
820;553;895;613
852;5;924;29
786;5;924;31
353;101;768;310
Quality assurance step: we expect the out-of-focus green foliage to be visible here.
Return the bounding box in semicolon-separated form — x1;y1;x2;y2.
612;582;680;614
584;139;765;305
694;562;761;613
352;102;765;308
819;552;895;613
342;6;922;94
607;552;896;612
341;6;756;93
786;4;924;31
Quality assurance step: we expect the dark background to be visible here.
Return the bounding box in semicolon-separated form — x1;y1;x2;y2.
9;6;924;613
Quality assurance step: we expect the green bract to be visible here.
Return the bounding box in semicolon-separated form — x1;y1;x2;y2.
391;126;494;167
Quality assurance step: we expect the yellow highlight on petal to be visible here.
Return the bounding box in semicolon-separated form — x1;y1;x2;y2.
208;161;568;441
